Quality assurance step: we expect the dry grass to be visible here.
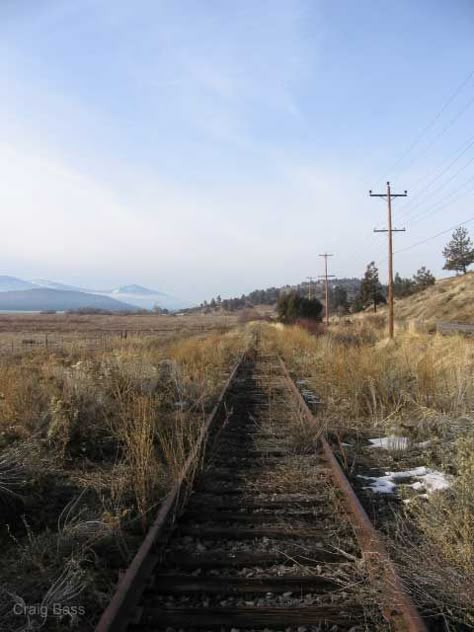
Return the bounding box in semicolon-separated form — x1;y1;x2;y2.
261;320;474;626
391;434;474;626
376;270;474;324
263;322;474;431
0;310;241;356
0;325;248;630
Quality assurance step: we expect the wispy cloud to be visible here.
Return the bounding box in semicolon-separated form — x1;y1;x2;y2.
0;0;472;299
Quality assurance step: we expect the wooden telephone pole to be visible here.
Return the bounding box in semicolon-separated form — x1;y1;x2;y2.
306;276;315;300
370;182;407;338
318;253;335;326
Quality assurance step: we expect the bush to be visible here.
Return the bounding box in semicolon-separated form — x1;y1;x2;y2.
277;292;323;324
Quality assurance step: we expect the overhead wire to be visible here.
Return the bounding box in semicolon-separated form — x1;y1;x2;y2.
394;216;474;255
395;134;474;220
371;69;474;190
333;71;474;279
408;173;474;226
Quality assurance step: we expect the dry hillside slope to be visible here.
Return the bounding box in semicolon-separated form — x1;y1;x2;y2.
390;271;473;323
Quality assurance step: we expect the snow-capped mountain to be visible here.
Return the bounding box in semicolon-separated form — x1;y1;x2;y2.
0;276;190;310
30;279;90;292
110;284;165;297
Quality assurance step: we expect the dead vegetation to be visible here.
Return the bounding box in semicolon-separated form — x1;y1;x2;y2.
0;325;248;631
261;321;474;627
376;270;474;324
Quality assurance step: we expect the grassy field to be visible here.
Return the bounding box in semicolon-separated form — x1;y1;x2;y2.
0;311;242;355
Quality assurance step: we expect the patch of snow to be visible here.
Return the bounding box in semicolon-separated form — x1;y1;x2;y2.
369;436;409;450
359;466;451;496
368;436;433;451
359;475;396;494
411;470;450;493
390;466;428;479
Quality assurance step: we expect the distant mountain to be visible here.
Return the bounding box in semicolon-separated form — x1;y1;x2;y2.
98;285;189;309
0;289;137;312
110;284;164;296
30;279;88;292
0;276;191;310
0;276;37;292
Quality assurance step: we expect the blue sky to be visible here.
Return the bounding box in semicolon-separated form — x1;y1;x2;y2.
0;1;473;302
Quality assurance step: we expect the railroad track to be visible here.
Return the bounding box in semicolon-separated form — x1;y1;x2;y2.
97;346;427;632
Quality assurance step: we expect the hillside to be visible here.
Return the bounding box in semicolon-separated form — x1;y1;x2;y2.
391;272;474;323
0;289;137;312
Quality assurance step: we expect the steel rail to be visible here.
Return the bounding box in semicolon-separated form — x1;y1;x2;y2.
95;351;247;632
279;356;428;632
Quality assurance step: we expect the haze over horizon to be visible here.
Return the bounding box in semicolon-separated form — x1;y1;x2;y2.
1;1;473;303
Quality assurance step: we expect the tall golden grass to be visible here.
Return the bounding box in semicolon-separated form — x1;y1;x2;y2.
262;321;474;623
0;327;248;630
264;322;474;426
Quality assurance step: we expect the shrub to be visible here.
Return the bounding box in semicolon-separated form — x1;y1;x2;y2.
277;292;323;324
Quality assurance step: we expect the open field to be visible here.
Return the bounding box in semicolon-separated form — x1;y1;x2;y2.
0;312;241;335
0;316;472;630
0;311;243;355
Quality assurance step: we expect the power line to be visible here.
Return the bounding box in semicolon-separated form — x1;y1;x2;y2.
337;127;474;274
394;216;474;255
381;69;474;180
395;133;474;221
395;92;474;179
408;173;474;226
400;155;474;221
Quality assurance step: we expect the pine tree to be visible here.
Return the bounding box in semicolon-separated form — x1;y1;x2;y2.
354;262;386;312
332;285;349;314
442;227;474;274
393;272;415;298
277;291;323;323
413;266;436;290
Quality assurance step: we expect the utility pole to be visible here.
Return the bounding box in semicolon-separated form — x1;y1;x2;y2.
370;182;407;338
318;253;335;326
306;276;315;300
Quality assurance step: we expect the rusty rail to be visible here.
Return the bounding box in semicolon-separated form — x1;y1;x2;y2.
279;356;427;632
95;352;247;632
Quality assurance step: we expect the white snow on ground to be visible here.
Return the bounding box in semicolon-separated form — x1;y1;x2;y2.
358;466;451;495
369;436;409;450
368;436;432;450
410;470;451;492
